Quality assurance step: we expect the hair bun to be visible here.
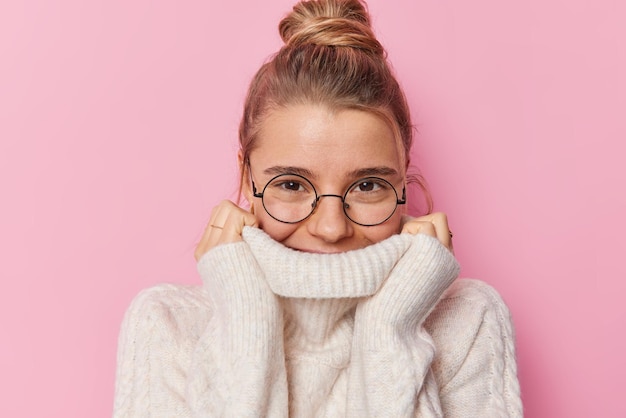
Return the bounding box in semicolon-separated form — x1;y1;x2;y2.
279;0;383;55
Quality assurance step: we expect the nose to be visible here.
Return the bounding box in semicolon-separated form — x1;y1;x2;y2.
306;194;353;243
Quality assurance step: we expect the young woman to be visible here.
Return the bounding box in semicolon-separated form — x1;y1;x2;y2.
114;0;522;416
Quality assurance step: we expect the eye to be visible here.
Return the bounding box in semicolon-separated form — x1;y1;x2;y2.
356;181;376;192
267;174;314;195
279;180;305;192
353;179;386;193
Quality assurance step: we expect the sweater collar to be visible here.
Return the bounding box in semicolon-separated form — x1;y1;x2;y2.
242;227;413;298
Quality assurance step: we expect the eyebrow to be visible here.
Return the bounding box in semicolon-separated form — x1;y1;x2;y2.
263;166;316;178
262;165;400;179
347;166;400;178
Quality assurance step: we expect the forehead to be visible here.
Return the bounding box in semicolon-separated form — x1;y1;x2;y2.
251;104;402;179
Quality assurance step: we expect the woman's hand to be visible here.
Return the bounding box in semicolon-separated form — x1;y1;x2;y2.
194;200;259;261
401;212;454;253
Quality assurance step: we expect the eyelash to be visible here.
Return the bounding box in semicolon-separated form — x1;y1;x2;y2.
277;180;306;192
351;179;388;193
270;176;391;195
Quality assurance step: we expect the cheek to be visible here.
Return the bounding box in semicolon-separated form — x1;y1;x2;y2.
256;211;300;242
361;211;404;243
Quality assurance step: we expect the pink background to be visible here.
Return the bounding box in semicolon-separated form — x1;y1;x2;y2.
1;0;624;416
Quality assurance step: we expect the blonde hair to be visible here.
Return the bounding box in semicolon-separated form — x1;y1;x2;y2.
239;0;432;212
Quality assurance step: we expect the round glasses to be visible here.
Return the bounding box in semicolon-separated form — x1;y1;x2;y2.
252;173;406;226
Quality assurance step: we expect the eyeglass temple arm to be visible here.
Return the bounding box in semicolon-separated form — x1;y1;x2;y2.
397;187;407;204
251;180;263;198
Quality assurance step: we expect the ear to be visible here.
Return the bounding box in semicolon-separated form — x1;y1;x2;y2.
238;150;254;204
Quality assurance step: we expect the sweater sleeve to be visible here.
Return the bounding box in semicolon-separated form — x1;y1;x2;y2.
187;241;289;417
113;284;211;418
113;242;289;417
424;279;523;417
347;233;460;417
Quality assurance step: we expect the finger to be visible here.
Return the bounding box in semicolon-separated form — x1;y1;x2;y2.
426;212;451;250
219;207;259;244
401;218;437;238
400;214;412;230
194;200;258;260
194;219;218;261
403;212;453;253
194;201;236;260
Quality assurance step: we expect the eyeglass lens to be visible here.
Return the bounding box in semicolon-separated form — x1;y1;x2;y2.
260;174;402;226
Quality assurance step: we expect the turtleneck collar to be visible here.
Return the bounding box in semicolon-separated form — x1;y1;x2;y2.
242;226;414;299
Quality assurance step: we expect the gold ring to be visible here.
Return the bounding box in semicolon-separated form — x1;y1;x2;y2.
210;224;223;229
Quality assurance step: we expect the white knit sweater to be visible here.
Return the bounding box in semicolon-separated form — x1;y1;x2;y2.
114;227;522;417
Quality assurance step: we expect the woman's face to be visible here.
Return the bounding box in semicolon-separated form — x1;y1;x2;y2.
243;103;405;253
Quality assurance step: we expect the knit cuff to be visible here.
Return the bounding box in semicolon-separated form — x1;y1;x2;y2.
197;242;281;354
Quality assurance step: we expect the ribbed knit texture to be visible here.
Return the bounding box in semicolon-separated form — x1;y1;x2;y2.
113;227;522;417
243;227;413;298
